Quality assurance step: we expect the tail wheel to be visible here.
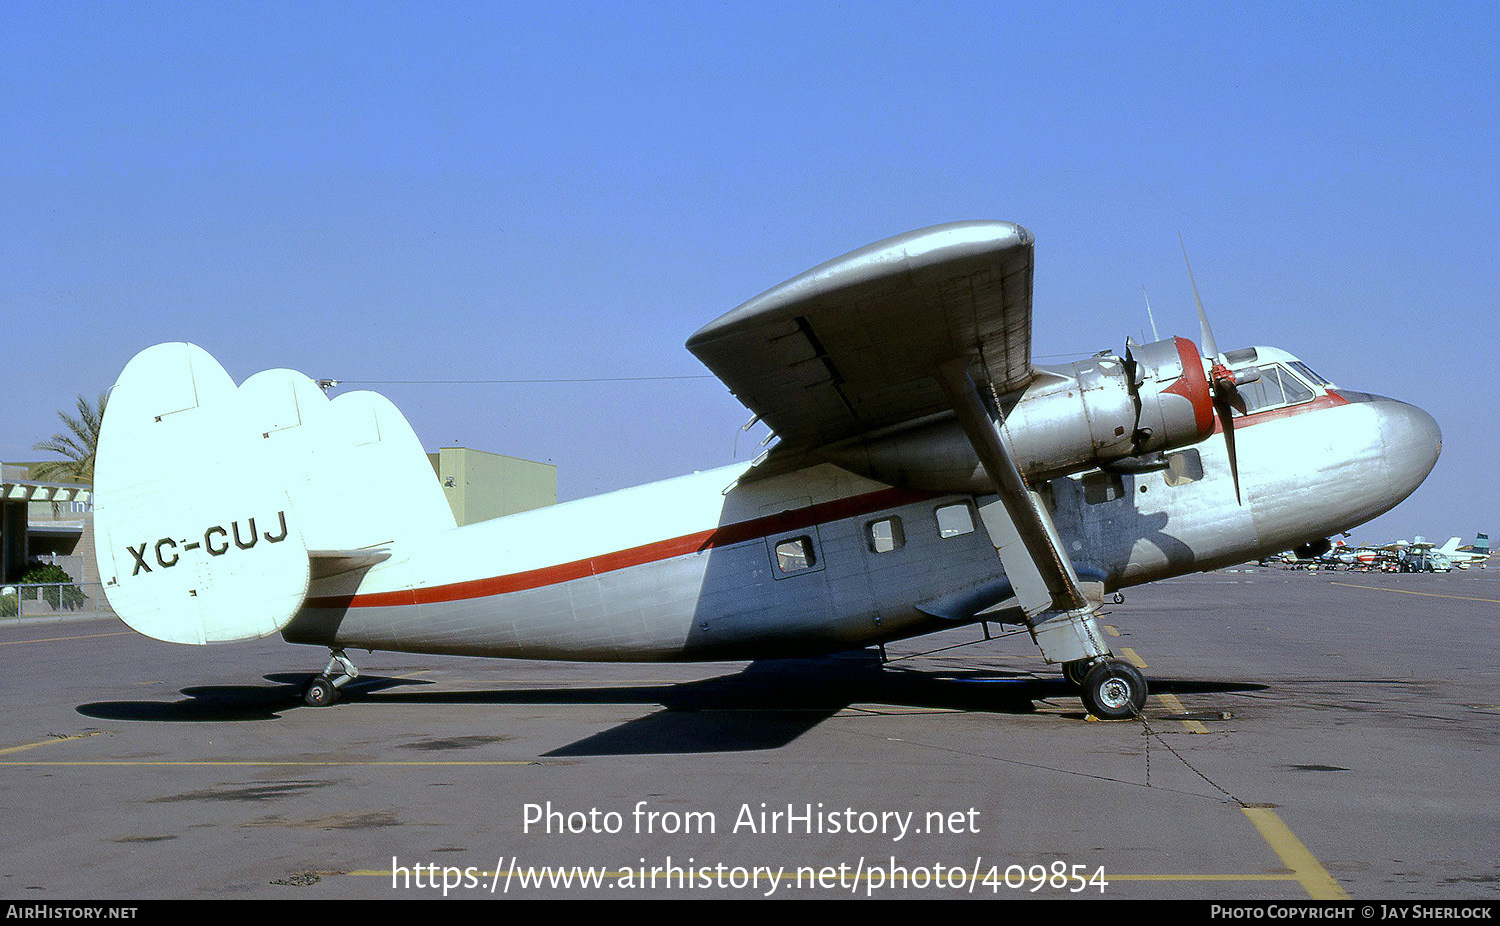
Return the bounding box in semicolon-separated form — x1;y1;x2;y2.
1081;660;1147;720
302;675;338;707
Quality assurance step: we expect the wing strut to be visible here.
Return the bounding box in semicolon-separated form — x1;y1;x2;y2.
932;359;1111;666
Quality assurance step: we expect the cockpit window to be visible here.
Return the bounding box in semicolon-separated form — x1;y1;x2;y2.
1288;360;1332;388
1231;364;1316;417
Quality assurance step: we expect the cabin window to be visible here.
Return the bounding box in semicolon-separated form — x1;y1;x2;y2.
774;537;817;573
1164;449;1203;487
866;517;905;553
935;503;975;538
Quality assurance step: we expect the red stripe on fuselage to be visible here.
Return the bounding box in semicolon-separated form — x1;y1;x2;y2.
1212;391;1349;433
306;485;937;610
305;392;1357;612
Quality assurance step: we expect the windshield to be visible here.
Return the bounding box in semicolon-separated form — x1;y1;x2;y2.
1288;360;1333;388
1231;364;1317;417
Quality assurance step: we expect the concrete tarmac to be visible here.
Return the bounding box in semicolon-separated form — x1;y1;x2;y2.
2;566;1497;901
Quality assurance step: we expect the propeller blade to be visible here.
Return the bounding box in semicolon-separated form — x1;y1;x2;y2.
1210;364;1259;505
1229;388;1247;416
1178;233;1249;505
1141;284;1161;342
1179;233;1219;361
1215;390;1242;505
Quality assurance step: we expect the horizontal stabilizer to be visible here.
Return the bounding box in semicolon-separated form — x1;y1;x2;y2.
309;547;392;580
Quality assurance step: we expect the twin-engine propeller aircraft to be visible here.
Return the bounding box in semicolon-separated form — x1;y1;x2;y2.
93;221;1442;720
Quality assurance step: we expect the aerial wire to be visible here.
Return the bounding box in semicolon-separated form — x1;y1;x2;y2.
340;374;714;385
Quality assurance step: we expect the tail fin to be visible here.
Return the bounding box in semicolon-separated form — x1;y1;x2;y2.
1476;533;1490;554
94;343;454;644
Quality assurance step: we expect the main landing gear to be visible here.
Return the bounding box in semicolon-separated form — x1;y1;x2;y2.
301;649;359;707
1061;658;1147;720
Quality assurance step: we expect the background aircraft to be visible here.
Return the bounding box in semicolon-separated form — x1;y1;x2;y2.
1371;535;1488;571
1439;535;1490;568
1316;541;1382;570
91;222;1442;721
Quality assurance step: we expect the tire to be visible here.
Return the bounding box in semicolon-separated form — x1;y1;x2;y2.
1061;659;1091;688
1081;660;1147;720
302;675;338;707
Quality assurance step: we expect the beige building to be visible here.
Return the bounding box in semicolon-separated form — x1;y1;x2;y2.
2;448;556;586
2;462;94;585
427;447;557;526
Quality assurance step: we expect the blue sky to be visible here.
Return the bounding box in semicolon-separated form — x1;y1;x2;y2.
2;1;1494;543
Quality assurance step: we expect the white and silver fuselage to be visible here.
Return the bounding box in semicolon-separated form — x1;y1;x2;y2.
283;356;1441;662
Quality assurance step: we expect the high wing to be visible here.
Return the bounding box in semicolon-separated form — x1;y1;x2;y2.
686;221;1035;448
690;221;1111;668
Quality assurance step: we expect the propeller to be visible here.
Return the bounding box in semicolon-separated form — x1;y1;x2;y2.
1179;234;1258;504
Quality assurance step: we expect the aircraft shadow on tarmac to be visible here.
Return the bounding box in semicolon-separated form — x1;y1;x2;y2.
75;653;1264;754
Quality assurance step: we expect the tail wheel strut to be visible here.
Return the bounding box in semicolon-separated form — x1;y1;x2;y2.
301;649;359;707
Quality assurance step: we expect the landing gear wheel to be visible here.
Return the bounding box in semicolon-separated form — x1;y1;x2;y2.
300;649;359;707
1061;659;1091;688
302;675;338;707
1081;660;1147;720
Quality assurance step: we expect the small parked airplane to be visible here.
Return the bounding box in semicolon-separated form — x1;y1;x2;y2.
1317;540;1381;570
91;222;1442;720
1439;535;1490;568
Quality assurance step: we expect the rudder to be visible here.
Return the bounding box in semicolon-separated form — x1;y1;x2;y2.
94;343;453;644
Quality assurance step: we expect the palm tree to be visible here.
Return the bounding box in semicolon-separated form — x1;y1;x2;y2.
32;392;108;484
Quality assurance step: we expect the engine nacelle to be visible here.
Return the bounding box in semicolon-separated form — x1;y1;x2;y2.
817;336;1217;491
1120;335;1217;460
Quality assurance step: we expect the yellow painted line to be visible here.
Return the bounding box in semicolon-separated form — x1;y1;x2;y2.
0;732;103;756
344;868;1299;884
1155;692;1210;734
1242;807;1349;900
1115;645;1209;731
1099;641;1335;897
0;630;134;646
1;760;536;766
1330;582;1500;604
1101;624;1121;637
1103;874;1298;882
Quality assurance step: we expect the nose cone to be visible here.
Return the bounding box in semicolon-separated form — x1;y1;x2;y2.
1375;396;1441;503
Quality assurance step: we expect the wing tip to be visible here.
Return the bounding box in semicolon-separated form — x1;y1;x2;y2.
687;220;1033;351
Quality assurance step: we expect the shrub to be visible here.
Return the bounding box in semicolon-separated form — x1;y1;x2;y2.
19;563;87;610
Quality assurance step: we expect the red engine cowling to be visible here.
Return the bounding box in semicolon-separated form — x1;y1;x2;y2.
1124;336;1217;457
